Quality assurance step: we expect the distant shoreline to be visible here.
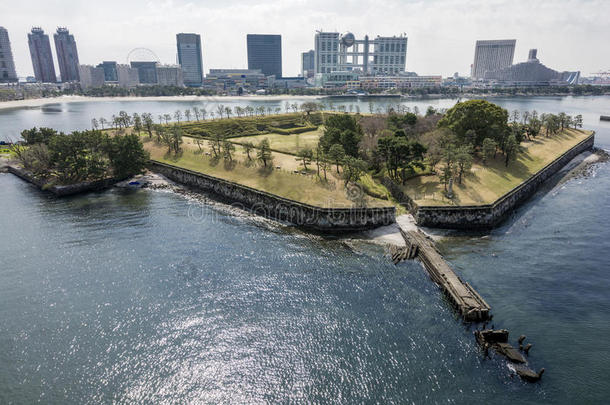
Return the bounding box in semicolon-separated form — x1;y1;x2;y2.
0;94;322;111
0;92;607;112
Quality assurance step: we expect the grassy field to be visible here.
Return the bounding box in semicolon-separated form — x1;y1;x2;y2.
144;136;391;208
403;129;593;206
230;128;324;155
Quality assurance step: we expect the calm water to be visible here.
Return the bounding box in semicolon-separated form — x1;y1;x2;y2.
1;96;609;404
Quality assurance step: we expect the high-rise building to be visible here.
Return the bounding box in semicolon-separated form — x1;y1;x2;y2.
54;27;80;82
313;31;408;75
471;39;516;79
130;61;158;84
28;27;57;83
0;27;18;82
301;50;314;78
97;61;118;82
78;65;104;89
247;34;282;78
156;64;184;86
176;33;203;87
116;64;139;88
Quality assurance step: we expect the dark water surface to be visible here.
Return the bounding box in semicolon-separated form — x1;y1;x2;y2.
1;96;609;404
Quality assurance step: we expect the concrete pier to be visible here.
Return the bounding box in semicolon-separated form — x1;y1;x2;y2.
401;229;491;322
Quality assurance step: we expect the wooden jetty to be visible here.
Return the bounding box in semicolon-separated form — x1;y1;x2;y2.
399;229;491;322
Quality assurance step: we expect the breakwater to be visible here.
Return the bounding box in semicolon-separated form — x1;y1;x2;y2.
149;161;396;231
414;133;595;229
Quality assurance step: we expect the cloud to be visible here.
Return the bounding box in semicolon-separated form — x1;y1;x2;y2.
4;0;609;78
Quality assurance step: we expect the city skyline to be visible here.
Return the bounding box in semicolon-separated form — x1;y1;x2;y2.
3;0;609;79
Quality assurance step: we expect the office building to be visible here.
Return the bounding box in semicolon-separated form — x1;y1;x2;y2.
471;39;516;79
204;69;267;91
301;50;314;78
314;31;407;75
156;64;183;86
0;27;18;82
79;65;104;89
349;74;443;90
176;33;203;87
28;27;57;83
54;27;80;82
247;34;282;78
116;64;139;88
130;61;158;84
97;61;118;82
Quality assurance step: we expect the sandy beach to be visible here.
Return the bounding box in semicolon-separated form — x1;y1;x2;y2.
0;94;323;111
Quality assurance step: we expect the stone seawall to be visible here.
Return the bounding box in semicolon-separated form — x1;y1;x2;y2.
6;165;118;196
414;133;595;229
149;161;396;231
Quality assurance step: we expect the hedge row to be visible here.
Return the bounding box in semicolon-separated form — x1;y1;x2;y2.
267;125;318;135
178;112;324;139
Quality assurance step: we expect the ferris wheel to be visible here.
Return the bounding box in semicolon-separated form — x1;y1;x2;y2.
126;48;161;64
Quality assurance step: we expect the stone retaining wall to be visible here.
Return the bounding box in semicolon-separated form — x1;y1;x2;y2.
6;165;118;196
414;133;595;229
149;161;396;231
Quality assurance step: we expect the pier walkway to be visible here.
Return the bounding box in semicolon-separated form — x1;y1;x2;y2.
399;229;491;322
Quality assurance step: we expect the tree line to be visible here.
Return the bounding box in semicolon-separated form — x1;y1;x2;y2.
13;127;149;184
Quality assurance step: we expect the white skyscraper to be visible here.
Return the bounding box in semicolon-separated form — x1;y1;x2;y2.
471;39;516;79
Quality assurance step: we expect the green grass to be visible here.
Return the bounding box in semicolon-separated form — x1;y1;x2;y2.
403;128;592;206
230;129;324;155
144;139;391;208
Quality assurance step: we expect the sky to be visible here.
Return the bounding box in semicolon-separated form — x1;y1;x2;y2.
3;0;609;78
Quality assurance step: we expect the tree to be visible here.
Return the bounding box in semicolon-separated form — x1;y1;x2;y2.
316;148;329;181
257;139;272;167
225;106;232;118
455;144;474;184
132;113;142;135
91;118;99;130
242;141;255;161
440;144;457;193
301;102;319;116
195;138;203;152
216;104;224;119
209;133;223;158
174;110;182;124
200;108;208;120
222;140;235;162
170;125;184;154
163;114;171;125
193;108;201;121
319;114;363;156
184;109;192;122
437;99;510;147
574;114;583;128
504;134;518;167
20;127;57;145
481;137;497;164
99;117;107;130
107;134;150;179
142;113;154;138
328;144;345;173
296;148;314;171
342;156;367;187
153;124;165;142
